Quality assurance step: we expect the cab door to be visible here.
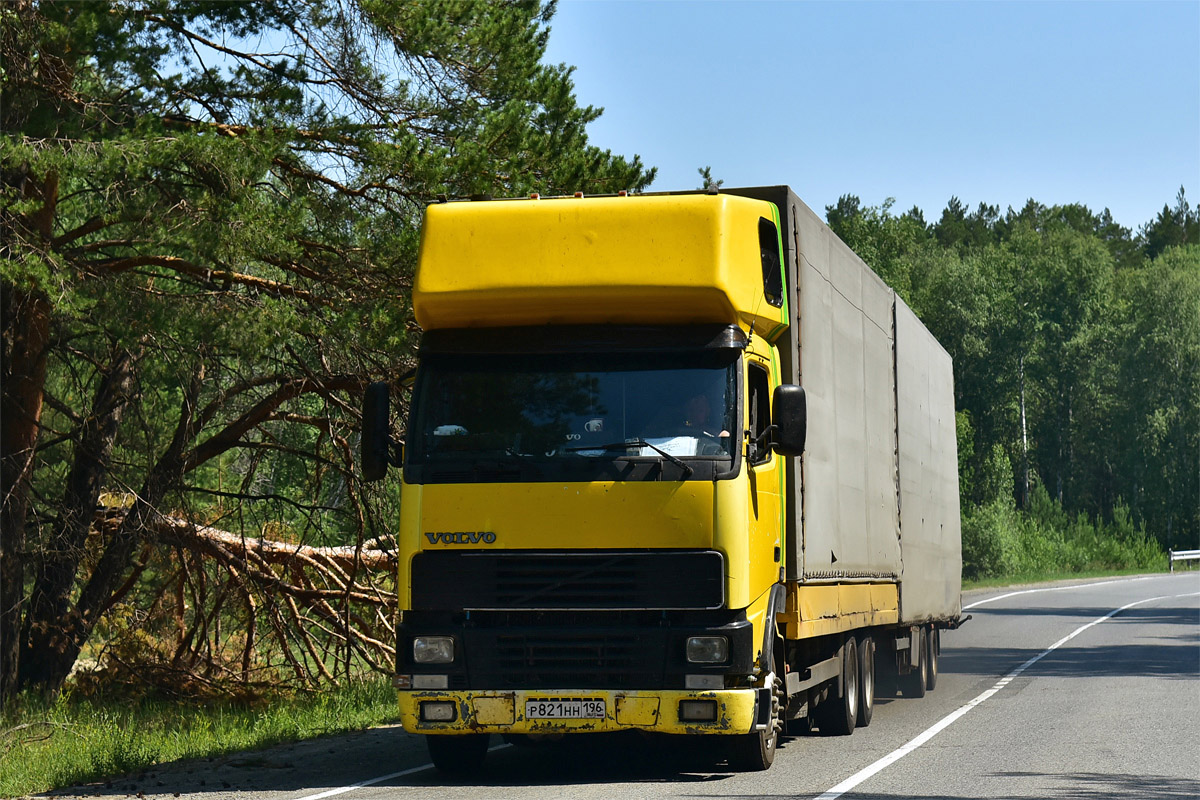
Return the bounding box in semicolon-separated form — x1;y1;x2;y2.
745;350;784;590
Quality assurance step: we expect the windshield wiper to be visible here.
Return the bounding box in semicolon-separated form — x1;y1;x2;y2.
566;439;694;477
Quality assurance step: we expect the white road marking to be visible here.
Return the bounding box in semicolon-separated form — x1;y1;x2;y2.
962;575;1161;609
290;743;511;800
814;592;1176;800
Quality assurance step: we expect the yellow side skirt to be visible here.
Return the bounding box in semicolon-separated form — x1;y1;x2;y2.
399;689;758;736
777;582;900;640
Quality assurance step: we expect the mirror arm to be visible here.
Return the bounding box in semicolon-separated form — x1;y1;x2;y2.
755;424;779;449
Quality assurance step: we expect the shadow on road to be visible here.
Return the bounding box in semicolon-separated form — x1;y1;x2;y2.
942;602;1199;681
966;603;1198;622
392;731;766;788
46;729;779;797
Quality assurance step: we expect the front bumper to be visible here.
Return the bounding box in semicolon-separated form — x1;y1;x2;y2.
398;688;759;736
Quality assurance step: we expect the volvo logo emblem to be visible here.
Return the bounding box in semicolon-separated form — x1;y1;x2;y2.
425;531;497;545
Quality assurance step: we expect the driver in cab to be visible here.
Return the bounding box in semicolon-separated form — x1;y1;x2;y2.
682;393;729;440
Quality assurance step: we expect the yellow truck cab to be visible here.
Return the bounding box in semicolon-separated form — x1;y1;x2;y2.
362;187;962;773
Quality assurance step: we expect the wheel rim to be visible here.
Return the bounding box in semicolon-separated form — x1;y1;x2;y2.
845;638;858;718
920;629;928;681
927;628;939;687
861;639;874;713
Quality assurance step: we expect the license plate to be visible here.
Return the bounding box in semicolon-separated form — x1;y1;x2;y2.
525;699;606;719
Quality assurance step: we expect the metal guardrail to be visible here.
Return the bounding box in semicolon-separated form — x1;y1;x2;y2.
1168;549;1200;572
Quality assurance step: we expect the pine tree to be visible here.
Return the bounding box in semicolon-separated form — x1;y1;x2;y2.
1;0;654;701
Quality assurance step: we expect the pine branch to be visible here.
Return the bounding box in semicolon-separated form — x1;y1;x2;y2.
87;255;335;308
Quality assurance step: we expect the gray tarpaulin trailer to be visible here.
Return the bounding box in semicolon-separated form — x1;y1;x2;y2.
726;186;962;625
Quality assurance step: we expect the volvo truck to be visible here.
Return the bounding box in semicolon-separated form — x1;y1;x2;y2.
362;186;963;772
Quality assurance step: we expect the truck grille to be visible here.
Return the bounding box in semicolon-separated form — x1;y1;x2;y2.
410;550;725;610
467;628;665;689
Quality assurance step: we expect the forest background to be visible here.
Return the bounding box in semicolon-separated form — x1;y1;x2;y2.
2;0;1197;719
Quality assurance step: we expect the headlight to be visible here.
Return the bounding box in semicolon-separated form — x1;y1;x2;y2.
413;635;455;664
686;635;729;664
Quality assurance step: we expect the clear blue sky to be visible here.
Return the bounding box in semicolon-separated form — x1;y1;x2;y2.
542;0;1199;232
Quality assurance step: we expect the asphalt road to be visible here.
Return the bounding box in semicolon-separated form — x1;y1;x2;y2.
48;572;1200;800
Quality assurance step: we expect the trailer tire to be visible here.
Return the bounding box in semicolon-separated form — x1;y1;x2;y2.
899;627;928;699
427;733;490;774
857;635;875;728
926;627;940;691
815;636;858;735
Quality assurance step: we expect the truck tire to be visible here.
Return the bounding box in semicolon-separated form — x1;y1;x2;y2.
427;733;490;774
857;635;875;728
926;627;940;691
899;627;928;698
815;637;858;735
728;671;783;771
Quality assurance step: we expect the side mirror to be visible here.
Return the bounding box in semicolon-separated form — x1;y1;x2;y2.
362;381;394;482
771;385;807;457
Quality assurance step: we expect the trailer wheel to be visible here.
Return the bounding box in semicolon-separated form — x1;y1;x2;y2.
857;635;875;728
815;636;858;735
926;627;940;691
728;670;783;771
899;627;928;698
427;733;489;774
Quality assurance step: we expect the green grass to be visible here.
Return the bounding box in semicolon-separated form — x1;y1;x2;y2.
962;565;1173;592
0;677;398;798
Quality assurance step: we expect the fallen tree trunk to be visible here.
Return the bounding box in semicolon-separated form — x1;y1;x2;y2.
78;508;400;697
153;515;397;572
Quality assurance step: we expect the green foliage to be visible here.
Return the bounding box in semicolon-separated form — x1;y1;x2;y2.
1113;244;1200;548
697;165;723;192
962;487;1163;581
1140;187;1200;260
955;410;975;507
976;444;1014;508
932;197;999;251
826;194;933;296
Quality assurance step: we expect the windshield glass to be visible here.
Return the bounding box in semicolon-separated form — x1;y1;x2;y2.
406;352;738;483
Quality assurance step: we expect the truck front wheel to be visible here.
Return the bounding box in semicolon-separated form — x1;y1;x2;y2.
427;733;490;774
728;671;783;771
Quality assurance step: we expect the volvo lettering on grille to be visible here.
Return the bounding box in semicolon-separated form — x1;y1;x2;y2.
424;531;497;545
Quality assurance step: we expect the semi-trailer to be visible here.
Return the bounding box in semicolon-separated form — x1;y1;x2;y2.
362;185;963;772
